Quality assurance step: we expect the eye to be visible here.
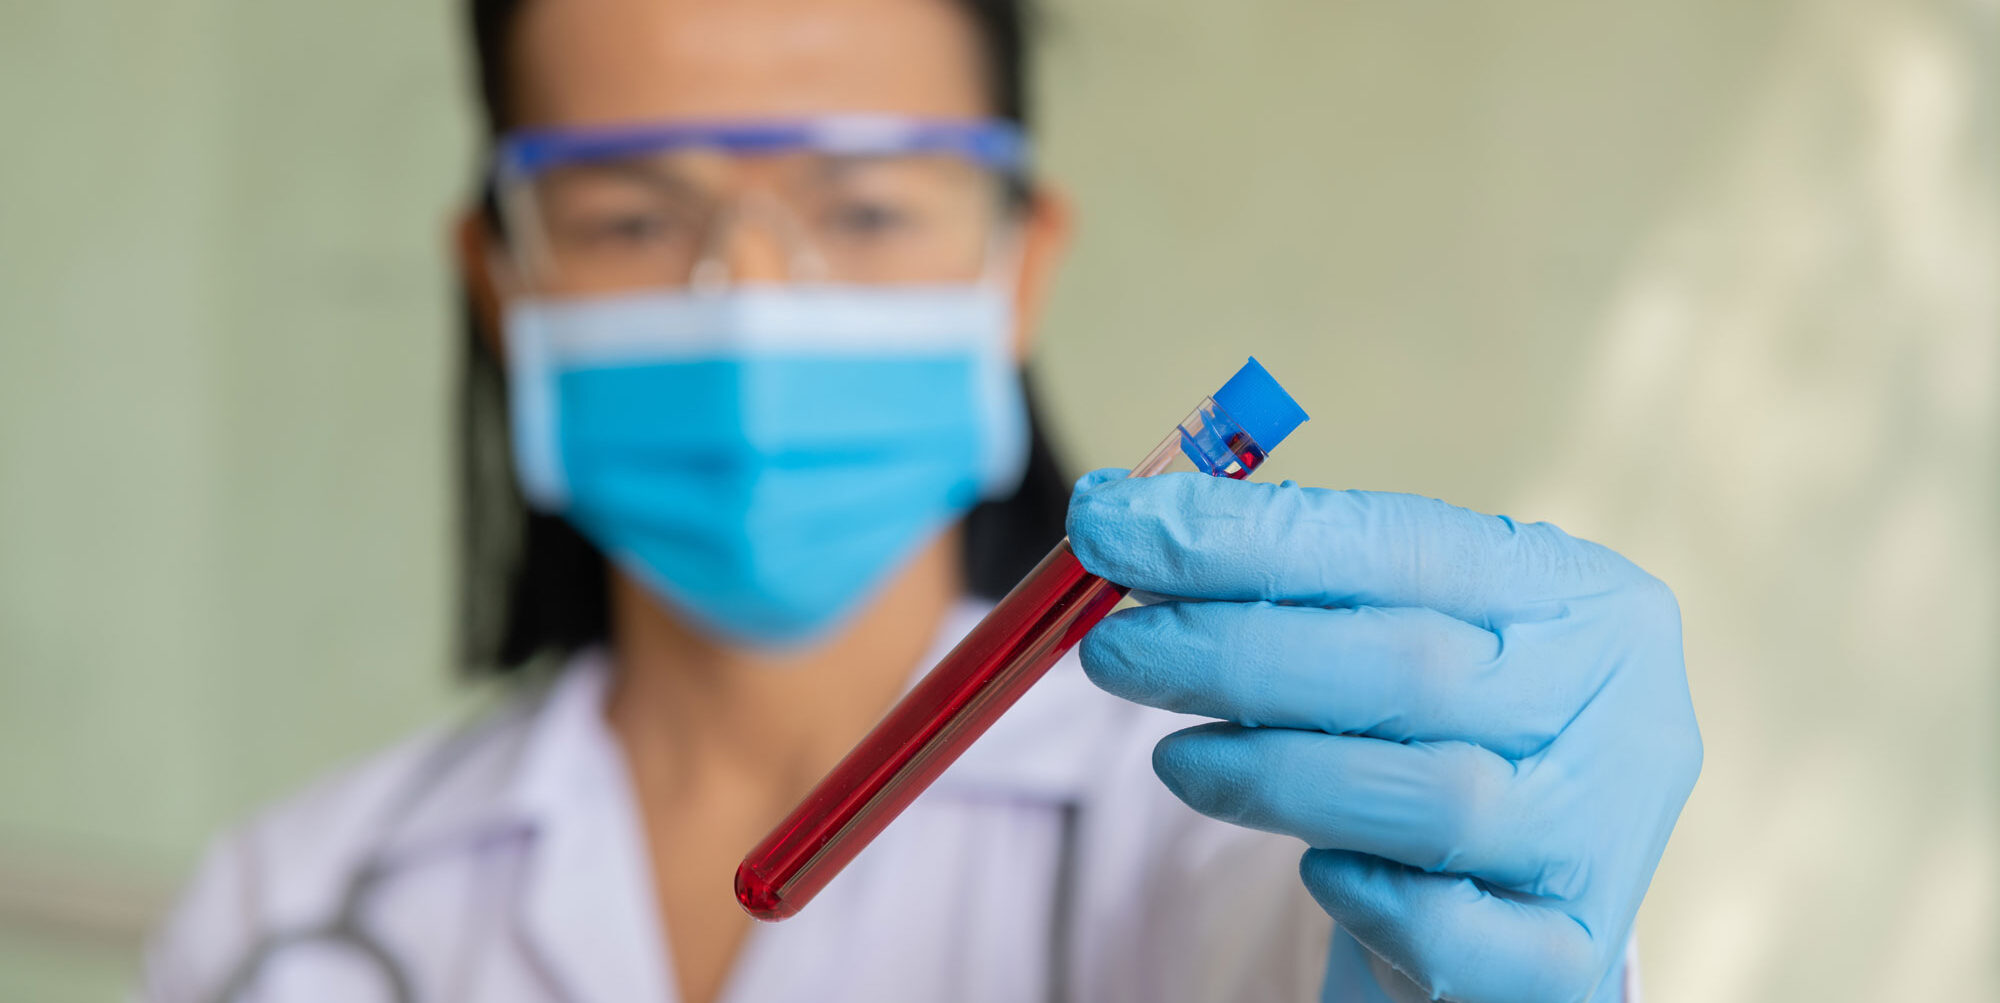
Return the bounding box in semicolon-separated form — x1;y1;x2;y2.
826;199;915;238
553;207;703;256
584;211;674;244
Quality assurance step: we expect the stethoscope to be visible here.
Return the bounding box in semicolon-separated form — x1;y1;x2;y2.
207;857;420;1003
203;707;511;1003
204;700;1083;1003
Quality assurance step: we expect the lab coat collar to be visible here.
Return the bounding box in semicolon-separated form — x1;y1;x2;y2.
363;691;550;872
360;658;673;1003
511;653;678;1003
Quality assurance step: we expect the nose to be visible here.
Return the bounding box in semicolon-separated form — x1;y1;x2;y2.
691;198;821;289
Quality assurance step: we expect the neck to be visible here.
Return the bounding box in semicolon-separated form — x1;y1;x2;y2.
604;527;966;809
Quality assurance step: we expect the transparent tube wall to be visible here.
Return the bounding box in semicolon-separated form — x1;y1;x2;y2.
736;396;1271;921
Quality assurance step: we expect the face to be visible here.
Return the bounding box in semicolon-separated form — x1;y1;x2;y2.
461;0;1071;357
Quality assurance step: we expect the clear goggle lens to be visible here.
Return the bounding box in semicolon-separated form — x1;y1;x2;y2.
490;118;1028;294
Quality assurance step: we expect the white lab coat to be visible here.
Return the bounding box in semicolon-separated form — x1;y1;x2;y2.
141;600;1635;1003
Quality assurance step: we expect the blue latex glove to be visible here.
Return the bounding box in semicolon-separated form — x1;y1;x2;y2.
1067;471;1701;1003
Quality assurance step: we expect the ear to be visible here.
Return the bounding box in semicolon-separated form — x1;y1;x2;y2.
1007;184;1075;363
455;208;507;356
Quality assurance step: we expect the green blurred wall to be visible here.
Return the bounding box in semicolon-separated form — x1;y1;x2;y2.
1;0;1992;1000
0;1;471;995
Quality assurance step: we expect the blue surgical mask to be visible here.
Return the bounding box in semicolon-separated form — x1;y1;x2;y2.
505;284;1028;647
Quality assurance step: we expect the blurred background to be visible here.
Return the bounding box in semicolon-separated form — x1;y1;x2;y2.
1;0;1993;999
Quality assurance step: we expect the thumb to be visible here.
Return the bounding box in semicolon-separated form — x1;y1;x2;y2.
1070;467;1129;498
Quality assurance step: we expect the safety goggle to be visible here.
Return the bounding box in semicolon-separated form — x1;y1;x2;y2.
489;116;1030;294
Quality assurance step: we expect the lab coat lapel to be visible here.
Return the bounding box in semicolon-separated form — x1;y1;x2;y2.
512;656;678;1003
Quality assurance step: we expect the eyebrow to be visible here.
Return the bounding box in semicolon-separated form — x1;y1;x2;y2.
550;158;710;200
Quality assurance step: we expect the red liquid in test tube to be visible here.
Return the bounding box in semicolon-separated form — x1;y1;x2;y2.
736;359;1308;921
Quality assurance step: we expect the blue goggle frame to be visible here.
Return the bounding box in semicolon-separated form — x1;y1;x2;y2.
494;115;1030;181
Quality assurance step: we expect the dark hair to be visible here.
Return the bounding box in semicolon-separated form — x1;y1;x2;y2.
458;0;1068;672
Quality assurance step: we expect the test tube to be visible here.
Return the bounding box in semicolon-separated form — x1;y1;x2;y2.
736;357;1309;920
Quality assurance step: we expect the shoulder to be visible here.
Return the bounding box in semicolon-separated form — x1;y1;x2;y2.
138;684;548;1002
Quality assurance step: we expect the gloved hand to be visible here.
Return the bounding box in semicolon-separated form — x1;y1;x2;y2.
1067;470;1701;1003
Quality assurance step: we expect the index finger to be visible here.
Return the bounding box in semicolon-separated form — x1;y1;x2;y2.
1065;471;1631;623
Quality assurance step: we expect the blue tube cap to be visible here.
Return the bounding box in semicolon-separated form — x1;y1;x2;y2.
1213;357;1309;451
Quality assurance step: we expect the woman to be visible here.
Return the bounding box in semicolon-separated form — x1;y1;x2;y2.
145;1;1701;1001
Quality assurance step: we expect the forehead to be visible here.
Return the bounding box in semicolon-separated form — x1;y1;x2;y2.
508;0;991;129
